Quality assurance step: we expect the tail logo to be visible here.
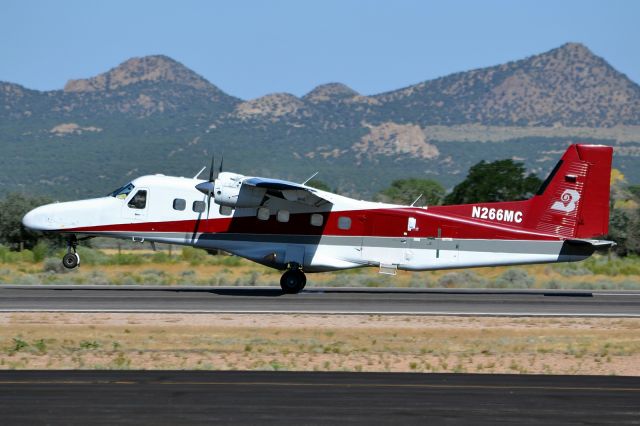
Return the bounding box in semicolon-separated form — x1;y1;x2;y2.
551;189;580;213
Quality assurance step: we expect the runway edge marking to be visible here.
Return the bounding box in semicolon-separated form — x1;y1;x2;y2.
1;309;639;317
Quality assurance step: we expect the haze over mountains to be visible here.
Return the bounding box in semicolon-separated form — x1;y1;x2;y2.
1;42;639;199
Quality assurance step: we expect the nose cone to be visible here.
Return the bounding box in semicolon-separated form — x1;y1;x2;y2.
196;181;214;195
22;204;55;231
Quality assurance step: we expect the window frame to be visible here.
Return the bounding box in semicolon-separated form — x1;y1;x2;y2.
192;200;206;213
277;210;290;223
337;216;352;230
173;198;186;211
310;214;324;227
127;190;147;210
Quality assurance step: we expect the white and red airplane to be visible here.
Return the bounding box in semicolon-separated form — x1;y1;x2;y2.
23;144;613;293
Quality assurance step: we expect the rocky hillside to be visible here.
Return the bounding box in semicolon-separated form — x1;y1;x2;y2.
371;43;640;127
1;43;639;200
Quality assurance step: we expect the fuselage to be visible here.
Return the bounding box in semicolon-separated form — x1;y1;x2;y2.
22;173;596;274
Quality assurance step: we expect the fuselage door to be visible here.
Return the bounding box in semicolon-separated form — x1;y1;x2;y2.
123;188;149;222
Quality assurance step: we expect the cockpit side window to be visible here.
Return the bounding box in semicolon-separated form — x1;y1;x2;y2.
110;183;135;199
128;190;147;209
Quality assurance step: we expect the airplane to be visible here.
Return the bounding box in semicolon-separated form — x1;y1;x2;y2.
22;143;614;293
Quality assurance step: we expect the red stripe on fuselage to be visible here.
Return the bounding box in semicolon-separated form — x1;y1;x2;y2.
67;208;562;241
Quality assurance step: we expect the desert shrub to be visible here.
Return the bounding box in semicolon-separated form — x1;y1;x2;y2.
494;268;535;289
151;251;174;263
620;280;640;290
215;255;243;266
86;270;111;285
139;269;169;285
107;253;145;265
42;257;65;273
437;271;487;288
75;247;110;265
11;274;40;285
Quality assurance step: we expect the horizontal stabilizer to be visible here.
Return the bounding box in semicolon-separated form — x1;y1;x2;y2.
565;239;616;250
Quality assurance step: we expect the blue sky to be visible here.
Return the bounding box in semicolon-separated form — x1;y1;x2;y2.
1;0;638;99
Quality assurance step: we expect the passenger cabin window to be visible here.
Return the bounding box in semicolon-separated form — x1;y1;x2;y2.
128;190;147;209
277;210;290;223
337;216;351;230
257;207;270;221
310;214;323;227
173;198;186;211
110;183;135;199
192;201;206;213
220;205;233;216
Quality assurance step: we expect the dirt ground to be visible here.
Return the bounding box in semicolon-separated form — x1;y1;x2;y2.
1;313;639;375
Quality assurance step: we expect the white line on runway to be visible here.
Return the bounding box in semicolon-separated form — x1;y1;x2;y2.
1;309;639;317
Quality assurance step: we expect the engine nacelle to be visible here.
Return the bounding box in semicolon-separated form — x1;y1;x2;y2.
213;172;266;208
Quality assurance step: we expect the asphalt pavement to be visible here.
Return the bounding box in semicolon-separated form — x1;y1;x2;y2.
0;285;639;316
1;370;638;425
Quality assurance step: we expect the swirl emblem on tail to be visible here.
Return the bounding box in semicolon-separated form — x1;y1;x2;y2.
551;189;581;213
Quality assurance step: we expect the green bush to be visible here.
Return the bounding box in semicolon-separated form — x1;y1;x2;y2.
32;241;50;262
181;246;208;265
0;245;36;264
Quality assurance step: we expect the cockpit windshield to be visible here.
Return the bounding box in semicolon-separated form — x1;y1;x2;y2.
109;183;135;199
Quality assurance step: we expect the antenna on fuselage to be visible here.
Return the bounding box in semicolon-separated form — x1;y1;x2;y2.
193;166;207;179
410;194;423;207
302;171;319;185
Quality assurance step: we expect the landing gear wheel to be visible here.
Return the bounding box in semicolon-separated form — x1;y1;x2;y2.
62;235;80;269
280;269;306;294
62;252;79;269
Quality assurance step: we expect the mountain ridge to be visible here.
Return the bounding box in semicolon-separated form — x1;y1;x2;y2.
1;42;640;200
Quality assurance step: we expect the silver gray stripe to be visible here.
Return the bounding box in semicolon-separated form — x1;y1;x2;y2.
77;231;566;255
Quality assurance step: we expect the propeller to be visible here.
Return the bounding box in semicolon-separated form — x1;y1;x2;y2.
195;153;224;218
195;154;216;217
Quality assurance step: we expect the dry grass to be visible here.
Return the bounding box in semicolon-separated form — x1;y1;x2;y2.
1;313;639;375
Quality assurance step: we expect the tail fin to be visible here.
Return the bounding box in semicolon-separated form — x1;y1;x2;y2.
524;144;612;238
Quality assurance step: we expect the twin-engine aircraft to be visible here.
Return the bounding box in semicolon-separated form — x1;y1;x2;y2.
23;144;614;293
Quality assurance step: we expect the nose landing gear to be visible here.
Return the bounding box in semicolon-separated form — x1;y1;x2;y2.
62;236;80;269
280;263;306;294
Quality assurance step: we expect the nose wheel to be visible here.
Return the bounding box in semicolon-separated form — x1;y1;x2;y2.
62;236;80;269
280;265;306;294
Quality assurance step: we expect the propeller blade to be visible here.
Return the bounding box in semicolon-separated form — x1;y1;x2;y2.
208;154;215;182
206;188;212;218
219;153;224;175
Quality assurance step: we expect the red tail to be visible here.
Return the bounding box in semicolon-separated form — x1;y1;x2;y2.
523;144;612;238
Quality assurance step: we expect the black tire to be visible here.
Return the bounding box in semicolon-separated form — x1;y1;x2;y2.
62;253;79;269
280;269;306;294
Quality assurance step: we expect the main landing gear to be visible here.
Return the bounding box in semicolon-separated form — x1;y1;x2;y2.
62;236;80;269
280;263;306;294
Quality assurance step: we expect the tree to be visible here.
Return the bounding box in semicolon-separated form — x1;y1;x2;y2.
376;178;445;206
607;170;640;255
0;193;52;250
306;179;332;192
444;159;542;205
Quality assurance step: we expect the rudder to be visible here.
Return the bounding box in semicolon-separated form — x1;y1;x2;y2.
524;144;613;239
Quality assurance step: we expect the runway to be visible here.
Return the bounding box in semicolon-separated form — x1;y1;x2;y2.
1;370;638;425
0;285;639;316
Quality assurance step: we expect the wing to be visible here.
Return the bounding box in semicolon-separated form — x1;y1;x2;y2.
243;177;332;207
